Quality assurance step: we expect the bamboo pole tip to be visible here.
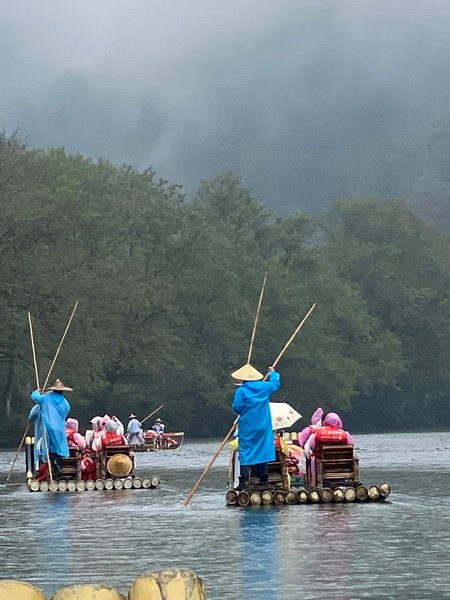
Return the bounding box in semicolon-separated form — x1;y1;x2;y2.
0;581;46;600
129;569;206;600
51;584;125;600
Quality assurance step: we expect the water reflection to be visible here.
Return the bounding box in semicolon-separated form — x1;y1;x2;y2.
36;494;70;592
239;509;280;600
0;433;449;599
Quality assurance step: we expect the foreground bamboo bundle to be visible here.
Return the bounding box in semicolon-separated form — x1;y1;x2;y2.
0;569;206;600
226;483;391;506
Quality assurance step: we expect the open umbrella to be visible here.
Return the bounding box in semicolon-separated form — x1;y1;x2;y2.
270;402;302;430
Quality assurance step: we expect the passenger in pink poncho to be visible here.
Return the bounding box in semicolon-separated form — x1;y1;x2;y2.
306;412;354;456
65;418;87;451
298;407;324;448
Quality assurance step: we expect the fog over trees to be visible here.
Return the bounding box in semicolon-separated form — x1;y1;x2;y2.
2;0;450;222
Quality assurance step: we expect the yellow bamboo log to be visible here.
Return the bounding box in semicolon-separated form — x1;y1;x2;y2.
129;569;206;600
320;487;333;502
237;491;250;506
225;490;239;506
51;584;125;599
285;490;297;505
379;482;392;498
308;489;320;502
261;490;274;505
368;485;380;500
344;487;356;502
273;490;286;505
355;485;368;501
0;580;45;600
250;491;262;506
297;489;309;503
332;487;345;502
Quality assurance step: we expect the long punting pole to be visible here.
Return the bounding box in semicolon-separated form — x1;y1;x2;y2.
30;311;55;489
4;311;41;485
4;426;29;485
183;302;316;506
263;303;316;379
40;300;79;393
183;419;238;507
140;404;165;425
247;272;268;364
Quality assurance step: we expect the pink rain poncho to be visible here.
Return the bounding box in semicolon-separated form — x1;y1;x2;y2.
306;412;355;454
298;407;324;447
65;418;87;451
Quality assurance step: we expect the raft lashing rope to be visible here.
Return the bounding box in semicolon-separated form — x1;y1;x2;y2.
28;476;161;493
226;483;391;506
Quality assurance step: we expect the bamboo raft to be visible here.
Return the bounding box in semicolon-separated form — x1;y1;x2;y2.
133;431;184;452
226;444;392;507
226;482;392;506
25;438;161;493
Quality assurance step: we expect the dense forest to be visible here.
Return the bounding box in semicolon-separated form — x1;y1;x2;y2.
0;132;449;444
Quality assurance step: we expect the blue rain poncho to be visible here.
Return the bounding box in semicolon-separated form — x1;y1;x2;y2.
232;370;281;466
31;390;70;458
28;404;44;464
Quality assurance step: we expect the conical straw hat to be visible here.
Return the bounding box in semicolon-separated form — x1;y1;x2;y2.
46;379;73;392
231;363;264;381
107;454;133;477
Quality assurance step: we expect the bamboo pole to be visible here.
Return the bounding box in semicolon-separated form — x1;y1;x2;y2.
183;419;238;506
5;311;43;486
40;300;79;393
28;312;40;390
28;311;55;489
4;426;29;485
140;404;164;425
247;272;267;364
268;303;316;372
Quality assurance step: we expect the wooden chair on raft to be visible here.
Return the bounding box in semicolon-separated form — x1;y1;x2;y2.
306;444;359;488
60;447;82;480
97;444;134;478
248;450;290;491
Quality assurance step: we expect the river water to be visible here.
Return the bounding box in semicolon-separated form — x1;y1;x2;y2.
0;432;449;599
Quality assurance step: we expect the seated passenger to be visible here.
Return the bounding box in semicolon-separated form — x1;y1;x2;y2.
66;418;87;451
152;418;165;434
85;416;102;448
298;407;323;447
306;412;354;456
99;419;127;450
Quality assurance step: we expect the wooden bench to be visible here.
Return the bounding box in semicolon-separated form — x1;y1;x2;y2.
307;444;359;487
61;447;81;480
99;444;134;478
248;450;290;491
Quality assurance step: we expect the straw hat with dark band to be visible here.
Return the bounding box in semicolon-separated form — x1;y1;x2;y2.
45;379;73;392
107;454;133;477
231;363;264;381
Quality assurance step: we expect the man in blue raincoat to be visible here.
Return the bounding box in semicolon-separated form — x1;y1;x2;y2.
31;378;71;477
232;363;281;490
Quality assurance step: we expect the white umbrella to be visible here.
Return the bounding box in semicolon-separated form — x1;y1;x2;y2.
270;402;302;430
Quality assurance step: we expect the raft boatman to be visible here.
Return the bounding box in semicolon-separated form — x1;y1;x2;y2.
231;363;281;491
127;413;143;446
31;379;72;478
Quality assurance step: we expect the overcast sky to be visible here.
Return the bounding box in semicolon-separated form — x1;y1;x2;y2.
2;1;450;207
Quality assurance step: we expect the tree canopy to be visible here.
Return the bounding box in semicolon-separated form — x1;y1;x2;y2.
1;133;449;444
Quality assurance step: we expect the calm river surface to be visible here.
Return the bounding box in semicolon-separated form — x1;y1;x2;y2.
0;432;449;599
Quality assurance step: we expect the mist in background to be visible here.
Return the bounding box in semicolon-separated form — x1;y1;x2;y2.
2;0;450;214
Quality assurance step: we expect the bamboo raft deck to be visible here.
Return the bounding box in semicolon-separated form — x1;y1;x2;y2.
25;438;161;493
133;431;184;452
226;444;392;507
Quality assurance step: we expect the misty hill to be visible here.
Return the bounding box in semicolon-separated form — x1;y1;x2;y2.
1;1;450;225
